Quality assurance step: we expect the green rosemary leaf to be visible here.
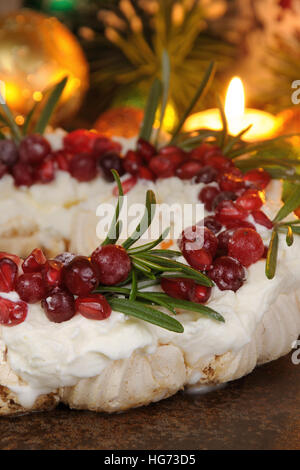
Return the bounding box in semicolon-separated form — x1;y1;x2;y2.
156;49;170;143
108;298;184;333
131;255;180;273
138;292;176;316
34;77;68;135
216;94;228;149
123;190;156;250
228;134;299;159
170;61;216;143
127;227;170;254
147;249;182;258
223;125;252;155
265;230;279;280
22;101;40;136
129;268;137;301
139;78;162;141
0;104;22;142
290;226;300;235
286;225;294;246
132;259;156;280
102;170;124;246
278;220;300;226
273;185;300;223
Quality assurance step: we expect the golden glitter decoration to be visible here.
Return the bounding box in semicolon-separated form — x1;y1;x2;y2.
0;9;89;125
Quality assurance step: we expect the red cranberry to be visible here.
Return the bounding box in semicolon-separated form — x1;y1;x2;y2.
99;152;125;181
62;256;99;296
149;154;181;178
0;258;18;292
35;158;55;184
53;150;74;172
64;129;97;154
218;168;244;192
55;252;76;266
235;189;264;212
42;288;76;323
69;153;97;182
0;139;18;167
123;150;143;175
189;143;219;163
22;248;47;273
19;134;50;165
215;200;247;225
243;169;271;190
91;245;131;286
137;138;156;162
188;285;211;303
0;296;28;326
159;146;185;158
225;220;256;230
200;216;222;234
183;248;212;271
75;293;112;320
176;160;203;180
208;256;245;291
205;154;233;171
180;226;218;258
43;260;63;289
252;210;273;229
112;176;137;196
195;166;219;184
138;166;155;180
211;191;237;211
93;136;121;157
198;186;220;211
217;229;235;256
12;162;35;187
161;277;195;300
16;272;47;303
228;228;264;267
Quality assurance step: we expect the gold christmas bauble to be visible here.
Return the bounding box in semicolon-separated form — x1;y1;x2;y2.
0;9;89;125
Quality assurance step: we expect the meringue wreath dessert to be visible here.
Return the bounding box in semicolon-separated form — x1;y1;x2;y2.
0;63;300;416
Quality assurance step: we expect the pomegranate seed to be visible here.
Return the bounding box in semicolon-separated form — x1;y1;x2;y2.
91;245;131;286
235;189;264;212
243;169;271;190
176;160;203;180
75;294;112;320
53;150;74;171
0;139;18;167
198;186;220;211
183;248;212;271
252;210;273;229
211;191;237;211
195;166;219;184
0;162;7;179
0;296;28;326
208;256;245;291
218;169;245;192
0;258;18;292
43;260;63;289
113;176;137;196
69;153;97;182
64;129;97;154
137;138;156;162
200;216;222;234
161;277;195;300
62;256;99;296
215;200;247;225
22;248;47;273
93;136;121;156
0;252;22;269
12;162;35;187
123;150;143;175
188;285;211;303
138;166;155;180
228;228;265;267
99;152;125;181
35;158;55;184
55;252;76;266
19;134;50;165
42;288;76;323
16;272;47;303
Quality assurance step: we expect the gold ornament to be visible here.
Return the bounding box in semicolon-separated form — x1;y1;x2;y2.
94;107;144;138
0;9;89;125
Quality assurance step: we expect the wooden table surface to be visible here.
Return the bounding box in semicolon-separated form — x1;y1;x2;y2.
1;353;299;450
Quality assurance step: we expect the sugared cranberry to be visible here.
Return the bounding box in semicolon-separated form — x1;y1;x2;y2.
235;189;264;212
42;288;76;323
149;155;178;178
200;216;222;234
112;176;137;196
208;256;245;291
64;129;97;154
43;260;63;289
12;162;34;187
217;229;235;256
225;220;256;230
19;134;50;165
205;154;233;171
252;210;273;229
243;169;271;190
93;136;121;157
195;166;219;184
188;285;211;303
137;138;156;162
189;143;219;163
215;200;247;225
91;245;131;286
22;248;47;273
161;277;194;300
62;256;99;296
176;160;203;180
99;152;125;181
180;226;217;256
123;150;143;175
69;152;97;182
16;272;47;303
198;186;220;211
211;191;237;211
53;150;74;172
159;146;185;158
0;258;18;292
0;139;18;167
55;252;76;266
75;294;112;320
138;166;155;180
218;168;244;192
35;158;55;184
0;296;28;326
228;228;264;267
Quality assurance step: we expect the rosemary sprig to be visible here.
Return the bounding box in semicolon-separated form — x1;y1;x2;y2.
139;78;162;141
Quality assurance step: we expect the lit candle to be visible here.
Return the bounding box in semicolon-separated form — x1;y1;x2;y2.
184;77;278;142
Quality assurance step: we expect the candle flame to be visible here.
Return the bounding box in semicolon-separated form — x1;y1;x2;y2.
225;77;245;134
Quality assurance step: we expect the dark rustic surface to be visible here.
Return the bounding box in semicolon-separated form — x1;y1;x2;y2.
0;353;299;450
